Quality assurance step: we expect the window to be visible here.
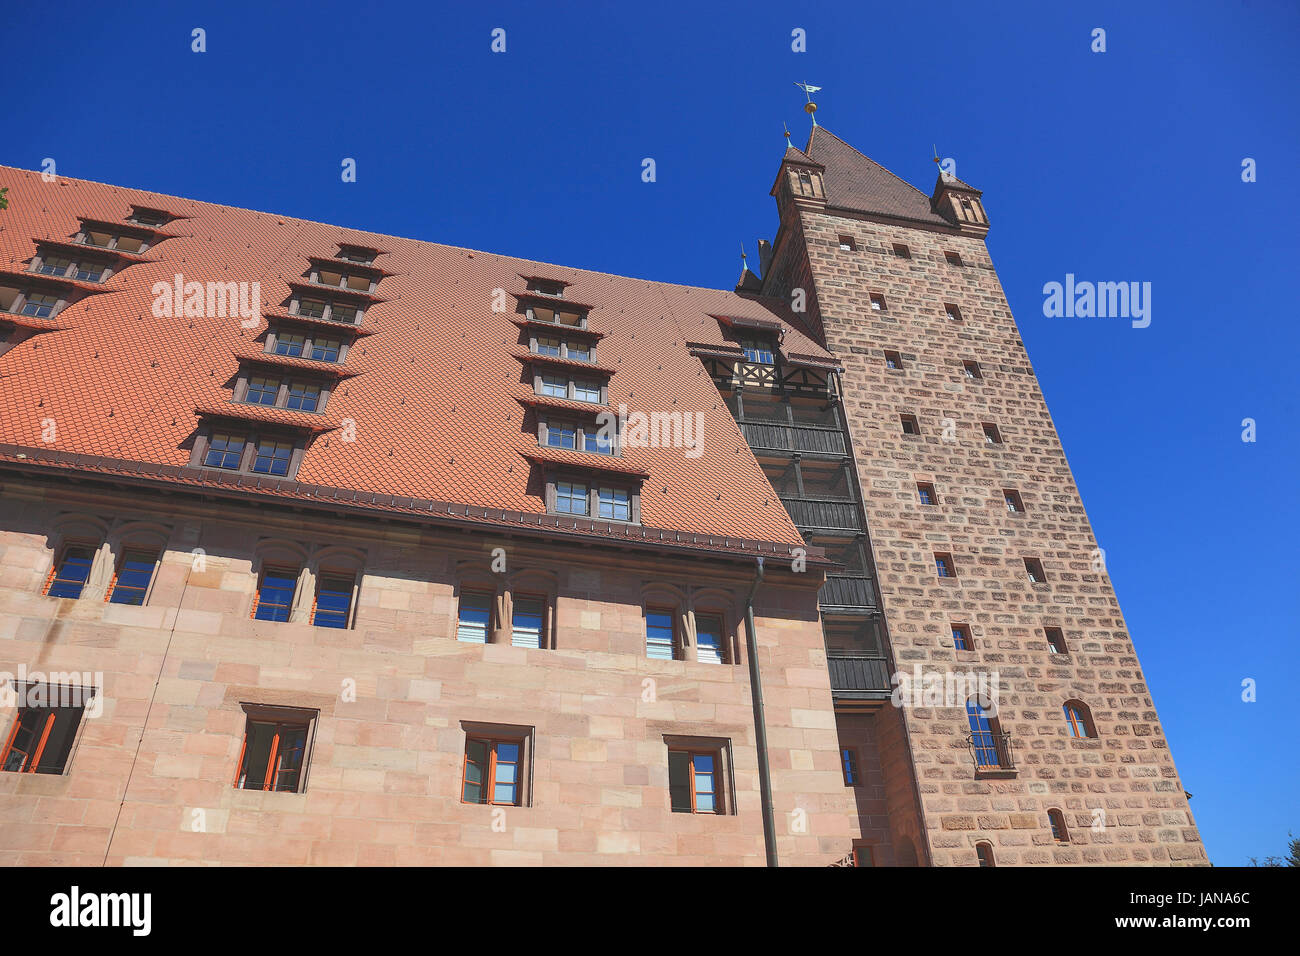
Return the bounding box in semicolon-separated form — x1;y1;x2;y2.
669;748;724;813
253;566;298;622
966;698;1007;768
1049;809;1070;843
573;380;601;404
741;339;774;365
37;256;72;276
511;595;545;648
129;208;170;226
337;246;377;264
935;553;954;578
286;381;321;412
526;278;565;297
252;440;293;476
310;338;341;363
75;262;105;283
975;843;995;867
21;294;59;318
108;550;157;606
545;423;577;449
540;374;567;398
297;298;327;318
274;333;306;357
869;293;887;311
963;360;981;380
982;423;1002;444
44;545;95;599
457;590;492;643
329;303;359;324
246;376;279;406
694;612;725;664
841;747;859;786
917;482;936;505
204;432;245;469
234;709;315;792
945;303;963;322
945;251;964;267
1044;627;1067;655
83;229;113;248
1;691;90;774
852;845;875;866
1024;558;1046;583
566;341;591;362
527;303;585;328
312;573;355;629
536;335;562;357
838;235;856;252
555;481;589;515
900;414;920;435
597;486;630;521
892;243;911;259
584;429;612;455
884;350;902;370
462;737;523;805
1063;700;1096;738
952;623;972;651
1004;489;1024;513
645;607;677;660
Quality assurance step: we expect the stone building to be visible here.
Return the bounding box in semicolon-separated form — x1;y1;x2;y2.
0;124;1206;865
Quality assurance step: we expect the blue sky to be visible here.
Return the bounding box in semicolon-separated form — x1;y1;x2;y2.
6;0;1297;865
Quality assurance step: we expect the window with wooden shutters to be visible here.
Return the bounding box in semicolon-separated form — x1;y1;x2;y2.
457;590;492;643
233;706;317;793
694;612;725;664
511;595;544;649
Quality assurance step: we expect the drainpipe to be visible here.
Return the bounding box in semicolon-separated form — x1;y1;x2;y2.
744;556;779;867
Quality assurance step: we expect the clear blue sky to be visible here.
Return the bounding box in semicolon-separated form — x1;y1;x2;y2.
6;0;1296;865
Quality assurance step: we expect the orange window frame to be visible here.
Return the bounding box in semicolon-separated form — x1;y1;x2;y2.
460;736;524;807
683;749;724;814
233;719;311;792
1;709;56;773
1064;702;1092;738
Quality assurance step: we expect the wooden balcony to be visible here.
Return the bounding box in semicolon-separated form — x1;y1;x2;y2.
738;420;847;457
827;655;893;700
781;496;861;532
820;575;877;611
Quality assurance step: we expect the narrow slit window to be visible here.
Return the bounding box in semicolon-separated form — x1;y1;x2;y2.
1044;627;1067;655
945;304;963;323
892;243;911;259
1024;558;1046;583
952;623;972;651
695;613;725;664
982;423;1002;444
917;482;936;505
869;293;887;311
900;414;920;435
841;747;859;786
945;251;964;267
976;843;995;867
1049;809;1070;843
935;553;955;578
1004;489;1024;513
963;360;982;379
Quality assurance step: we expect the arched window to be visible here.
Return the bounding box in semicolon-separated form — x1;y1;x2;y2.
966;697;1009;769
1063;699;1096;738
1048;809;1069;844
975;842;995;867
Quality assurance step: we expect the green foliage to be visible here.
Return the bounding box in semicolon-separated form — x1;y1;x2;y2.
1249;831;1299;866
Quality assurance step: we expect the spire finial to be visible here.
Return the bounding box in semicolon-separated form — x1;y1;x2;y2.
783;122;792;148
794;82;821;127
740;241;748;271
932;143;941;165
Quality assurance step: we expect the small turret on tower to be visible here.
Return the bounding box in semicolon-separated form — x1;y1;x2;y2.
929;168;990;236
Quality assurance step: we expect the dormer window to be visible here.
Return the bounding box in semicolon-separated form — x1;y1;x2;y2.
534;372;606;405
32;251;109;284
336;246;378;264
36;257;73;277
78;225;148;255
127;207;170;227
293;296;360;325
192;427;306;480
266;328;349;364
537;415;617;457
544;475;640;523
525;278;566;297
527;302;586;329
741;339;774;365
235;370;332;413
531;334;593;363
313;265;374;293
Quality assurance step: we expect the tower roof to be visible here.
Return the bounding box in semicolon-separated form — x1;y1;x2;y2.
804;126;950;225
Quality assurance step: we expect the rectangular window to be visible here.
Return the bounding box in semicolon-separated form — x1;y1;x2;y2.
298;298;327;318
511;596;545;649
935;553;955;578
982;423;1002;444
841;747;859;785
311;337;342;363
584;430;612;455
1024;558;1046;583
76;262;106;282
254;566;298;622
246;376;279;406
1004;489;1024;513
1044;627;1067;654
645;607;676;660
963;360;982;379
21;294;59;318
462;737;522;806
597;486;630;521
668;749;723;814
330;303;359;324
555;481;588;515
566;341;591;362
45;545;95;599
457;590;492;644
917;482;936;506
286;381;321;412
1;696;88;774
838;235;856;251
545;423;577;449
312;573;355;629
83;230;112;248
695;613;724;664
540;374;567;398
945;251;964;266
108;550;157;606
884;350;902;370
536;335;562;357
900;414;920;435
869;293;887;311
274;333;306;357
952;623;972;651
252;440;293;476
204;432;245;469
892;243;911;259
945;304;963;322
37;257;72;276
741;340;774;365
235;715;313;792
573;380;601;404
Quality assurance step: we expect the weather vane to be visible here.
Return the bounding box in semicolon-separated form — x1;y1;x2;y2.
794;82;821;126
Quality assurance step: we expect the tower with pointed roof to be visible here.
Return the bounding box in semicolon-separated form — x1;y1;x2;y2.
728;124;1206;866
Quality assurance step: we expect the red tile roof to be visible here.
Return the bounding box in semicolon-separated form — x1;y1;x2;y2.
0;166;839;560
805;126;950;225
